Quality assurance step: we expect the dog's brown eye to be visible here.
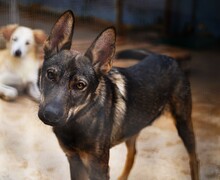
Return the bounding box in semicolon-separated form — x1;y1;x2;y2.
71;81;87;91
76;82;86;90
26;41;30;45
47;69;56;81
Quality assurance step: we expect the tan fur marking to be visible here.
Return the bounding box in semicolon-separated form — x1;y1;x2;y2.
109;69;127;145
33;29;47;44
67;94;91;121
1;24;18;41
95;77;106;105
118;134;139;180
79;151;90;168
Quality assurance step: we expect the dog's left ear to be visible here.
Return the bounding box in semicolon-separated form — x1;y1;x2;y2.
33;30;47;45
85;27;116;74
44;10;75;58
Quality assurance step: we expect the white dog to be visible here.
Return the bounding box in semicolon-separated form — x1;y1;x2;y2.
0;24;46;101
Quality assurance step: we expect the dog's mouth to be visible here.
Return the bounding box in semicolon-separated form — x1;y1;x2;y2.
40;117;66;127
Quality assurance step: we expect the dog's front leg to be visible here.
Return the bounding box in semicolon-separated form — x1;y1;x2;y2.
80;150;110;180
0;84;18;101
27;81;40;102
68;153;88;180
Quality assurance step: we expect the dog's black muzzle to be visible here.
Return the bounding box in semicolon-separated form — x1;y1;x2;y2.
38;102;67;126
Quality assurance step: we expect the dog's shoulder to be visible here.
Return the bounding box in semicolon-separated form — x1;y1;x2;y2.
106;68;127;145
107;68;127;98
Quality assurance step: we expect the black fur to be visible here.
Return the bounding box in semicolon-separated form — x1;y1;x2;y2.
115;49;152;60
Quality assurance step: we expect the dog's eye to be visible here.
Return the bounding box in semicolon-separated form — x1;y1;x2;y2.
76;82;87;90
46;69;56;81
26;41;30;45
71;81;87;91
12;37;17;41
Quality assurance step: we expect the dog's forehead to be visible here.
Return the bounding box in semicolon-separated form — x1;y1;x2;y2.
12;27;33;39
57;50;83;64
45;50;91;70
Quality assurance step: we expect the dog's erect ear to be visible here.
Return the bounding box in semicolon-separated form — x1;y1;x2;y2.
33;29;47;45
44;10;74;58
85;27;116;74
1;24;18;41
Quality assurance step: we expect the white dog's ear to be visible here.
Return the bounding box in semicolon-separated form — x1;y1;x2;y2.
44;10;74;58
33;30;47;45
85;27;116;74
1;24;18;41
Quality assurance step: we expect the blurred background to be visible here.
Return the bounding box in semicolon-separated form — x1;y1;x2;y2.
1;0;220;47
0;0;219;180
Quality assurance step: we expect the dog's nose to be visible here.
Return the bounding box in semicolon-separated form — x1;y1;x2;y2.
14;50;21;57
43;104;64;122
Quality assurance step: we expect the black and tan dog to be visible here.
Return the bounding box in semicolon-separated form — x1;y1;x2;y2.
38;10;199;180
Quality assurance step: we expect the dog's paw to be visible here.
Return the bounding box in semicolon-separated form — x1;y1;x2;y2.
0;88;18;101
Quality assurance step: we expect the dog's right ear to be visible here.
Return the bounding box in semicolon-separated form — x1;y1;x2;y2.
44;10;74;58
1;24;18;41
33;30;47;45
85;27;116;75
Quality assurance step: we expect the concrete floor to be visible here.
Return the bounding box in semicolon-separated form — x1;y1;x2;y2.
0;4;220;180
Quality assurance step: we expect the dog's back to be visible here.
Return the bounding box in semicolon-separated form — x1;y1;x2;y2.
110;52;188;144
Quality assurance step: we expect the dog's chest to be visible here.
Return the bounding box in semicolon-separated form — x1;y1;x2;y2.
5;57;39;83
